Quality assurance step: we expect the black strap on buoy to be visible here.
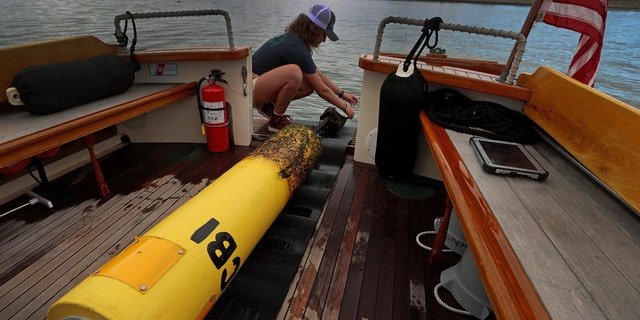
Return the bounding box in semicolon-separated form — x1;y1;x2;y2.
124;11;141;72
402;17;443;73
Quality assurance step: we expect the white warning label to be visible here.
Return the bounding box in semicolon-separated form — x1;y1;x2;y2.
203;101;225;124
148;63;179;76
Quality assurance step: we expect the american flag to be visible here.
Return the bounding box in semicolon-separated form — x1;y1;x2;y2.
537;0;608;87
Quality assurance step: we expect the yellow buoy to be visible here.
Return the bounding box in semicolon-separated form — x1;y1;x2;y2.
48;124;321;319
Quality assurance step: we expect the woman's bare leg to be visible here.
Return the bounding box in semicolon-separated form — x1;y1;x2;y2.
254;64;304;115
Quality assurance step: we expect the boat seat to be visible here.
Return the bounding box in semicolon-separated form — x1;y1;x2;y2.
0;36;198;199
519;66;640;214
0;82;196;167
418;65;640;320
0;81;197;199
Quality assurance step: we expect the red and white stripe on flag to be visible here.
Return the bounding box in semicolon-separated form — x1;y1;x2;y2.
537;0;608;86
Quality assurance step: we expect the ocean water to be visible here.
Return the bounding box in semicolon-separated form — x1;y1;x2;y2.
1;0;638;123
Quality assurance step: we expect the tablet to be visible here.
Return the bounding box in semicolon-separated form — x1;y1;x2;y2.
470;137;549;181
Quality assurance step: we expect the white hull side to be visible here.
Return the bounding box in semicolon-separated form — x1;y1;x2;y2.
354;69;442;180
118;59;253;146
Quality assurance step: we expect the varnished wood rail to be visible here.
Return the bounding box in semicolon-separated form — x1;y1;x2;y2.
0;83;197;169
419;111;550;320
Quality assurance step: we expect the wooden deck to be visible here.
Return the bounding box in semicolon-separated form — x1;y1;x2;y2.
276;155;468;320
0;125;485;319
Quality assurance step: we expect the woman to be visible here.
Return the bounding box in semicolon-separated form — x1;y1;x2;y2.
252;4;359;132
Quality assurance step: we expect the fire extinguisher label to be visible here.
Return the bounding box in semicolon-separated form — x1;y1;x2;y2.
203;101;225;124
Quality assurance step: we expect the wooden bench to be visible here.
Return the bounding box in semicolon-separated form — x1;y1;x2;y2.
0;35;250;200
520;66;640;214
0;83;196;168
420;66;640;319
0;36;194;199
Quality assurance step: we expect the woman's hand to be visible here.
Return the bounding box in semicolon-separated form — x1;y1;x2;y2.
342;104;355;119
342;92;359;106
340;92;358;119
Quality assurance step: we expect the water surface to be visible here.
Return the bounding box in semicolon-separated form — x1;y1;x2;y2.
2;0;637;122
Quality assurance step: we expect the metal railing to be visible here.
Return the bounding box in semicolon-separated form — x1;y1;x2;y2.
373;16;526;84
113;9;235;50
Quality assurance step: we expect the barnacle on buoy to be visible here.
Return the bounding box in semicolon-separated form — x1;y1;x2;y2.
250;124;322;191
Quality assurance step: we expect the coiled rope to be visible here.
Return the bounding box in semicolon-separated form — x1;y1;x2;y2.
434;283;473;316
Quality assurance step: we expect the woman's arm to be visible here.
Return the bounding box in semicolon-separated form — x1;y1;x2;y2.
305;70;358;119
317;70;360;105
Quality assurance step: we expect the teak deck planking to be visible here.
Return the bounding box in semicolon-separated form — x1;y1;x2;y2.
0;133;480;320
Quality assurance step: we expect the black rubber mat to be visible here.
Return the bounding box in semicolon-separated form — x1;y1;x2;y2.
206;124;356;319
164;144;207;162
206;214;316;320
386;179;436;200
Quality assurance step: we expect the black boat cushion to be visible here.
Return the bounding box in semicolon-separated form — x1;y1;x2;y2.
11;54;135;115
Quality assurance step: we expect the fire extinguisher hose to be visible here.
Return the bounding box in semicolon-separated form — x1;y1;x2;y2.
196;76;207;135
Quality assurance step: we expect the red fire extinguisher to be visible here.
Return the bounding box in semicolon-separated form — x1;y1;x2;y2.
197;69;230;153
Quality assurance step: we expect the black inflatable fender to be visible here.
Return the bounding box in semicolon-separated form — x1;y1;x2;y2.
9;54;136;115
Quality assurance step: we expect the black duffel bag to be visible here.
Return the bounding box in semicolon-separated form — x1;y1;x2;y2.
425;88;539;143
9;54;136;115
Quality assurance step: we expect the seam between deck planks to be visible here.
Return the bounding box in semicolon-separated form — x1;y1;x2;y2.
278;160;355;319
305;162;360;319
0;191;135;319
355;170;390;319
320;163;367;319
336;166;379;319
0;175;209;319
0;197;101;281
